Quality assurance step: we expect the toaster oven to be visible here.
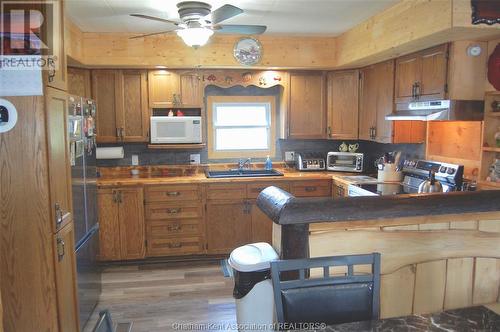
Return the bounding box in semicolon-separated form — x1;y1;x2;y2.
327;152;364;172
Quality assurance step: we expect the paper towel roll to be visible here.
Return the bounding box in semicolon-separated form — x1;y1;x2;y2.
96;147;124;159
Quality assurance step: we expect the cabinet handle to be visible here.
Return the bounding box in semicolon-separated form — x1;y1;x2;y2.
305;186;317;192
116;128;120;138
55;203;63;228
166;191;180;197
167;223;181;231
411;83;416;100
372;126;377;140
168;242;182;248
166;208;181;214
415;82;421;99
115;191;122;204
57;237;65;261
327;126;332;138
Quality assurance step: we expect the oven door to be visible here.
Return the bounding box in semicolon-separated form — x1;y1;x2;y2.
328;153;363;172
150;116;202;144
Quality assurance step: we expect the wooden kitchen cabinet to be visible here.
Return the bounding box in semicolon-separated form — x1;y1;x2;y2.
54;221;79;332
148;70;181;108
359;60;394;143
395;44;448;103
393;121;426;144
360;60;426;144
206;200;251;254
46;87;72;232
92;69;149;143
288;72;327;139
291;180;332;197
98;187;145;261
326;70;359;139
43;0;67;91
68;67;91;98
180;72;203;107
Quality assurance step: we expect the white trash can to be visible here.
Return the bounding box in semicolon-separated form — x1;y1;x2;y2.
228;242;279;332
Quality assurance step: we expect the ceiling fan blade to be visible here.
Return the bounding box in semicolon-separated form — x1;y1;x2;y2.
130;14;180;26
214;25;267;35
129;30;175;39
210;4;243;24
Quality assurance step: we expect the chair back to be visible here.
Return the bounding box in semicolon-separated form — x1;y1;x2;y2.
270;253;380;325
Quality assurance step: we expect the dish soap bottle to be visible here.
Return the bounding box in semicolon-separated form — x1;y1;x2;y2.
265;156;273;170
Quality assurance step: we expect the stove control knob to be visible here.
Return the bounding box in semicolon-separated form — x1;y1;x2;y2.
439;166;447;173
447;168;456;175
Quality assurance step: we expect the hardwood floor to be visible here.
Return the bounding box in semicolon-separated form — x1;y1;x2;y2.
84;261;236;332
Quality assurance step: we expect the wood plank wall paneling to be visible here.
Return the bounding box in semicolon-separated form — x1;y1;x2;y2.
0;97;58;332
65;1;500;69
308;218;500;319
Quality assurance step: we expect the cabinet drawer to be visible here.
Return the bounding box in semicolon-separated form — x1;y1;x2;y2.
147;219;201;238
246;182;290;199
145;202;202;220
145;185;201;202
291;180;332;197
147;237;203;257
207;184;246;200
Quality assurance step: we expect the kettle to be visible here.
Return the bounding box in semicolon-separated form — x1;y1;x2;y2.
418;170;443;193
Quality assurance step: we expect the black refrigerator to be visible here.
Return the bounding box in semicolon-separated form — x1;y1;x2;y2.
68;95;101;330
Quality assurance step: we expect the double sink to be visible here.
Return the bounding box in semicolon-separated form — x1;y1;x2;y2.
205;169;284;178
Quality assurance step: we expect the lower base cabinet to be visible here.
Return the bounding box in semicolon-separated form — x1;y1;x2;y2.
98;187;145;261
206;200;251;254
54;221;80;332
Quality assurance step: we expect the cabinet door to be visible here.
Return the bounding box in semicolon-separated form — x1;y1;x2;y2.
118;188;146;260
375;60;395;143
395;54;420;103
419;44;448;100
250;202;273;244
288;73;327;139
359;66;377;140
206;200;251;254
97;189;121;261
393;121;426;144
327;70;359;139
68;67;91;98
148;70;180;108
92;70;121;143
119;70;149;142
46;87;72;233
54;221;79;332
180;73;203;107
44;0;67;91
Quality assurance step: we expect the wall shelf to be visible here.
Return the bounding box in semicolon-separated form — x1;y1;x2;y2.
482;147;500;153
147;143;206;150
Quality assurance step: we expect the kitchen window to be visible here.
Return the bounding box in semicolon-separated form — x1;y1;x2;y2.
207;96;276;159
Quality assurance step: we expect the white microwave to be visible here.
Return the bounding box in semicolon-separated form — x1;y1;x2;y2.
150;116;202;144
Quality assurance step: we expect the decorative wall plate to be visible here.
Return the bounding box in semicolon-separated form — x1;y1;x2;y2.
233;38;262;66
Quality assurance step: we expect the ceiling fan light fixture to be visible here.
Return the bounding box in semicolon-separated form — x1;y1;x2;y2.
176;27;214;48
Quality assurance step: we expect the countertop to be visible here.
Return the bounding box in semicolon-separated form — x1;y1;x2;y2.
307;305;500;332
96;166;357;187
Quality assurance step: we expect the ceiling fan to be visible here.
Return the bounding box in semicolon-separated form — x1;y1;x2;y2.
130;1;267;48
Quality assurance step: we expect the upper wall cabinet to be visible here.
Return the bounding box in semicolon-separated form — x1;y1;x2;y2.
43;0;67;91
326;70;359;140
148;70;181;108
395;44;448;103
180;72;203;107
288;72;327;139
92;70;149;143
67;67;91;98
359;60;394;143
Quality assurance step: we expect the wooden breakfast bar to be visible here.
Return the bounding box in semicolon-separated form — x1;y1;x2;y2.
257;188;500;319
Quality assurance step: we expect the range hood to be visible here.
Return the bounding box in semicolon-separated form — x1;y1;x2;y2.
385;100;484;121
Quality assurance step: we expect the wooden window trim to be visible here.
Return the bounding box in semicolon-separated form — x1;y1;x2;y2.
207;96;277;159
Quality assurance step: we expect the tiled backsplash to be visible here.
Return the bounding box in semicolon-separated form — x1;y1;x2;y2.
97;139;425;173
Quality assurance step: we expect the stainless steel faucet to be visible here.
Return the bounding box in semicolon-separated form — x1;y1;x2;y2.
238;158;252;171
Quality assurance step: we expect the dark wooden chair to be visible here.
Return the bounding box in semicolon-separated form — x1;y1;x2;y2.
270;253;381;326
